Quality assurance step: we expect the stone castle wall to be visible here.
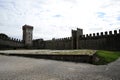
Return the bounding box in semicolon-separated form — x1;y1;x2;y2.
0;35;24;49
0;25;120;51
33;29;120;51
78;30;120;51
44;37;72;50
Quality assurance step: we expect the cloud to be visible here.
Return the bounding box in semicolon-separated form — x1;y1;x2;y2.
53;14;63;18
117;16;120;21
89;27;103;33
97;12;106;18
0;0;120;40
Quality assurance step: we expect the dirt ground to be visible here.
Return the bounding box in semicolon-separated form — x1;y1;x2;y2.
0;54;120;80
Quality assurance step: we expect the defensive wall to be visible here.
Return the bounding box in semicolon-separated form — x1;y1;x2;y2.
44;37;72;49
78;30;120;51
0;33;24;49
33;37;72;49
33;28;120;51
0;24;120;51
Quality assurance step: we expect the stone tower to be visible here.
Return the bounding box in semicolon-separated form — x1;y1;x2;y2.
71;28;83;49
22;25;33;48
71;30;77;49
76;28;83;49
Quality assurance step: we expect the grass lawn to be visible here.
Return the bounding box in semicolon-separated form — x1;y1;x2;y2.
94;50;120;65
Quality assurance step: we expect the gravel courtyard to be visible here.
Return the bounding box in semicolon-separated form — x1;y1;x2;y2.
0;55;120;80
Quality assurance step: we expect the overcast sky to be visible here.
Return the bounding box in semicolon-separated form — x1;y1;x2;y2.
0;0;120;40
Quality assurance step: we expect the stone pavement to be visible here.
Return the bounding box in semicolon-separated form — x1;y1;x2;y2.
0;55;120;80
0;49;96;55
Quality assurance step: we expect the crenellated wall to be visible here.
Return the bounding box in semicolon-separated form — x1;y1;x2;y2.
0;26;120;51
0;34;24;49
32;39;44;49
78;30;120;51
44;37;72;50
33;28;120;51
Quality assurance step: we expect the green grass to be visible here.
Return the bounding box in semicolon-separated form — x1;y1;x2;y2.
94;50;120;65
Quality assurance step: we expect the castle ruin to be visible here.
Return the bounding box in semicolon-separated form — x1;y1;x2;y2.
0;25;120;51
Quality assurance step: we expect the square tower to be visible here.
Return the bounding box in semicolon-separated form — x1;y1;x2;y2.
71;28;83;49
76;28;83;49
71;30;77;49
22;24;33;47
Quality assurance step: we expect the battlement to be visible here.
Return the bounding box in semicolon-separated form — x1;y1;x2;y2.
0;36;24;49
22;24;33;30
80;29;120;39
9;37;23;43
1;37;22;43
51;37;72;41
0;33;22;43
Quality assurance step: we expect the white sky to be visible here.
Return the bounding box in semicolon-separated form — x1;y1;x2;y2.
0;0;120;40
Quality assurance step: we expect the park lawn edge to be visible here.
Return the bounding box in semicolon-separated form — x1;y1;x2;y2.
93;50;120;65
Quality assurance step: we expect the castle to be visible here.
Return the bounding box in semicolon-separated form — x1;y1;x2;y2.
0;24;120;51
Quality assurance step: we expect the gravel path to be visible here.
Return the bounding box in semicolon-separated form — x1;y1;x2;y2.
0;55;120;80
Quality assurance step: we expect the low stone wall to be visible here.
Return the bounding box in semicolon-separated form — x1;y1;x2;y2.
0;53;94;63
